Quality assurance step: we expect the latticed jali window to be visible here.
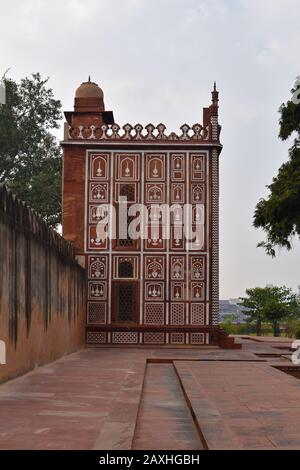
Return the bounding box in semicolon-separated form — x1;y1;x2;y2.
115;284;136;322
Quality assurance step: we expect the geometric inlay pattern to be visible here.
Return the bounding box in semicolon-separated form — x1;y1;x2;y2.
86;331;107;344
211;148;220;326
144;303;164;325
191;304;205;325
190;333;205;345
144;332;165;344
112;332;139;344
170;333;185;345
87;302;106;324
83;146;217;345
170;303;185;325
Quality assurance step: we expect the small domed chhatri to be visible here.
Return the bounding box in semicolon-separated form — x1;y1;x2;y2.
73;76;106;113
75;76;104;99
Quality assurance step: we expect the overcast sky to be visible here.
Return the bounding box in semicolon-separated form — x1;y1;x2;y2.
1;0;300;298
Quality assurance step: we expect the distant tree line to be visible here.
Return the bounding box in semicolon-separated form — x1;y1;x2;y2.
221;286;300;339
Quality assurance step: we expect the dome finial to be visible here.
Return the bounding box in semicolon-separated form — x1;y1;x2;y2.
88;75;91;82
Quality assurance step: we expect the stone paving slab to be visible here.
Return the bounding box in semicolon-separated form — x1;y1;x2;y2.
174;360;300;450
0;349;147;450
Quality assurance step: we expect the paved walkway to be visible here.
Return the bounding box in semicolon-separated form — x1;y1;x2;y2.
0;338;299;450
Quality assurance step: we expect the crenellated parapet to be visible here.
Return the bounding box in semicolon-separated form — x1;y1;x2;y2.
0;184;76;260
65;122;222;143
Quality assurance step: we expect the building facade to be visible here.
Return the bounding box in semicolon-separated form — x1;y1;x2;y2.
62;79;228;347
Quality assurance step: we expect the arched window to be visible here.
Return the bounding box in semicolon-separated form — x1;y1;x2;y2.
118;261;134;279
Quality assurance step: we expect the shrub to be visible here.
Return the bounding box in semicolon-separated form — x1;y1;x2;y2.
260;324;273;336
285;320;300;338
295;330;300;340
220;322;236;335
220;323;252;335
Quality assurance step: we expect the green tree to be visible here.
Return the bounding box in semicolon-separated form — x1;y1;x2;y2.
239;286;300;337
0;73;62;226
254;79;300;256
263;286;300;336
239;288;268;336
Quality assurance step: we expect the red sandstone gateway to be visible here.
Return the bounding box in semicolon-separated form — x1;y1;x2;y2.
61;78;236;348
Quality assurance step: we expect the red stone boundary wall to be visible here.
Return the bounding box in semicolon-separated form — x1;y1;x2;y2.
0;184;86;383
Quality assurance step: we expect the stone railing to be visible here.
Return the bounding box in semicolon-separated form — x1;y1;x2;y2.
67;122;213;142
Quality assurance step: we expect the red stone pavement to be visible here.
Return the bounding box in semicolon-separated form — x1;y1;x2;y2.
0;338;299;450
